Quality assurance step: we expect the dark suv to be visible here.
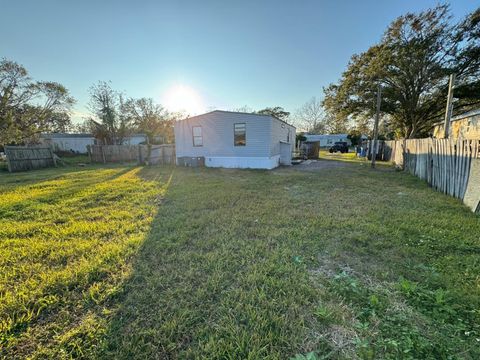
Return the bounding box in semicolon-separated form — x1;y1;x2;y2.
329;141;349;153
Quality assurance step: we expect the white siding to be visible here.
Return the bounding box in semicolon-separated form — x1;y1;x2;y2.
174;111;296;169
124;134;147;145
175;111;272;158
304;134;351;147
42;137;95;153
270;118;295;157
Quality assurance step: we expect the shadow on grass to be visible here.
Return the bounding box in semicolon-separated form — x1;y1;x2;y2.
0;166;137;212
98;166;184;358
97;166;327;359
93;164;480;359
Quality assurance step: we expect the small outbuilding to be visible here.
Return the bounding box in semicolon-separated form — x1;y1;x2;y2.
122;133;148;145
40;133;96;153
174;110;295;169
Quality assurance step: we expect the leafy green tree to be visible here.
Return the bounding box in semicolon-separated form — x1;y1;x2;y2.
295;133;307;148
323;5;480;138
452;8;480;108
324;112;349;134
257;106;290;121
347;130;363;146
120;97;175;144
87;81;132;145
0;58;75;145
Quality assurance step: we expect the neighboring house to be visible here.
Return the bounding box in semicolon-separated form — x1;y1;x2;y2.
122;133;148;145
94;133;149;146
174;110;295;169
433;109;480;140
41;133;148;152
40;133;96;153
303;134;352;147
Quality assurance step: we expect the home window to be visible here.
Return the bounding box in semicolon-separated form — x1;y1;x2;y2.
192;126;203;146
234;123;246;146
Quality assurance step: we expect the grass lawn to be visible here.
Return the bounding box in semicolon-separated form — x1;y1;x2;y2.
1;160;479;359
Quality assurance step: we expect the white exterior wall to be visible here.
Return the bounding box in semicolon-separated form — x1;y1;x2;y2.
304;134;351;147
270;118;295;165
123;134;147;145
270;117;295;154
174;111;295;169
42;137;95;153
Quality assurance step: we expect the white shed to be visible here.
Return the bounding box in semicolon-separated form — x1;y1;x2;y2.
174;110;295;169
123;133;148;145
40;133;96;153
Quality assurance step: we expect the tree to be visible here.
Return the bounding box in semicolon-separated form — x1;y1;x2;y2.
70;119;94;134
231;105;255;113
0;58;75;145
120;97;175;144
295;133;307;148
257;106;290;121
293;97;326;133
451;8;480;109
323;5;480;138
87;81;132;145
324;112;349;134
347;129;363;146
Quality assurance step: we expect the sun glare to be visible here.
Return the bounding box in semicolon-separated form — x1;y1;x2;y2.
163;84;205;115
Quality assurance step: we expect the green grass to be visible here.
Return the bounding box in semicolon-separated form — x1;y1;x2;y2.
319;149;360;162
1;160;479;359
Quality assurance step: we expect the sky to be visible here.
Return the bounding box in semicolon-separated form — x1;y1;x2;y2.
1;0;477;123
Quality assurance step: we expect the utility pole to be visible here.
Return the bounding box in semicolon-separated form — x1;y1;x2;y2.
371;84;382;169
443;73;456;139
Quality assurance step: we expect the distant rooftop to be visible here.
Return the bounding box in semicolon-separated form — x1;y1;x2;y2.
451;109;480;122
433;109;480;126
178;110;296;128
41;133;94;138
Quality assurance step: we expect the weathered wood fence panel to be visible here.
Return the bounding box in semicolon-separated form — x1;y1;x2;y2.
87;144;175;165
147;145;176;165
4;146;56;172
369;138;480;213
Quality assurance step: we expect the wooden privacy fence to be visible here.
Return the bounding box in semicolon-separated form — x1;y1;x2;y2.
4;146;56;172
87;144;175;165
369;138;480;212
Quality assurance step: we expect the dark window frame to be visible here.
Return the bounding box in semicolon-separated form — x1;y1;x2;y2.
234;123;246;146
192;126;203;147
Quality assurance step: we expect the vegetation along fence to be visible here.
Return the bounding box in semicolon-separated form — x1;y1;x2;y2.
369;138;480;213
87;144;175;165
4;146;57;172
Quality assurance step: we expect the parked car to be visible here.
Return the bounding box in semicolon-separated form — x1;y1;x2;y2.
329;141;349;153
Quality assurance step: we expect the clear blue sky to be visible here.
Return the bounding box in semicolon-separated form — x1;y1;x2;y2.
1;0;477;122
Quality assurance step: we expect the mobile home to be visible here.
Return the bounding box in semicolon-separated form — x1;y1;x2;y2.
174;110;295;169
